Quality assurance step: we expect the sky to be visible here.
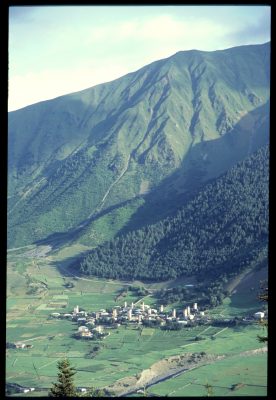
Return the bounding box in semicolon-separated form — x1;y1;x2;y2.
8;5;271;111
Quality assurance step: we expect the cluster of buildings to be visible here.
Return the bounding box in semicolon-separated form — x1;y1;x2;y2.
50;301;207;338
21;388;35;394
6;342;33;349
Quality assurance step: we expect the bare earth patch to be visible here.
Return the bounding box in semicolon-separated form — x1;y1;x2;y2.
106;346;267;396
105;352;223;396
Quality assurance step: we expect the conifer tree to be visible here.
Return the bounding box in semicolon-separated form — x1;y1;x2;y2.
49;358;77;397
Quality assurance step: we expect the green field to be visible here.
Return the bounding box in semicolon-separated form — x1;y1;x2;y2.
6;322;267;393
146;353;267;397
6;246;268;396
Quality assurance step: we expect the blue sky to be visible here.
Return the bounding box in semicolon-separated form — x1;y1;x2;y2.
9;5;271;111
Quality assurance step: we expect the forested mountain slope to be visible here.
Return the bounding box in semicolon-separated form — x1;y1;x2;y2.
8;42;270;248
79;145;269;281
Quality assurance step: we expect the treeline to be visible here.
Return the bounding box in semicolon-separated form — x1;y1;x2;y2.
79;145;269;281
156;280;226;308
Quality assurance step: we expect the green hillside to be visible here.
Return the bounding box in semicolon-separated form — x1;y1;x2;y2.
8;42;270;249
79;145;269;281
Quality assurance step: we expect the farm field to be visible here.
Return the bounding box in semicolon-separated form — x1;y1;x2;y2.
6;245;268;396
143;352;267;397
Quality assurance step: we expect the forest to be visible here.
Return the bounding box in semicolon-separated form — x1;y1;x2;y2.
78;145;269;282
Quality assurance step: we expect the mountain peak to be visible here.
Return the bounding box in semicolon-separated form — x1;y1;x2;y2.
8;43;270;249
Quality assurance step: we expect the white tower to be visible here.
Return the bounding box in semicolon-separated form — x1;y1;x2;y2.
97;326;103;333
127;309;132;320
141;302;145;311
74;305;79;314
131;302;134;309
160;305;164;312
112;309;117;318
148;308;152;315
187;306;191;316
124;301;127;308
193;303;198;311
172;309;176;318
183;308;188;318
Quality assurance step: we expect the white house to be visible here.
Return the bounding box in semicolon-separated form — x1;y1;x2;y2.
51;312;60;317
177;320;188;325
93;325;103;333
78;326;89;332
254;311;265;320
15;342;26;349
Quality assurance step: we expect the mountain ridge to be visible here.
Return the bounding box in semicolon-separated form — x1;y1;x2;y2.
8;42;270;249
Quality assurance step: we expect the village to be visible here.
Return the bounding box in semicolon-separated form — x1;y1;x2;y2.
6;300;267;395
6;299;267;349
47;300;267;341
51;301;204;339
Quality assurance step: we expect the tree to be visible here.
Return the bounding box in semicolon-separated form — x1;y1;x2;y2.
257;283;268;343
204;381;213;397
49;358;77;397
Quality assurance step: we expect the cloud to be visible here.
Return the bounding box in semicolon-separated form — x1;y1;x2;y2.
9;6;271;110
85;14;231;49
224;9;271;44
8;64;131;111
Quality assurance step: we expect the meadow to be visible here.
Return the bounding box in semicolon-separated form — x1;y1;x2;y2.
145;352;267;397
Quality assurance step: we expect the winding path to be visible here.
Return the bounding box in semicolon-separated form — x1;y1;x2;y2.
88;154;131;219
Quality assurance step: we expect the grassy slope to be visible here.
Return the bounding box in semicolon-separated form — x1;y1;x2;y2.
8;43;270;249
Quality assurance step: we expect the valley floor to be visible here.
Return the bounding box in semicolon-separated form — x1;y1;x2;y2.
6;245;268;397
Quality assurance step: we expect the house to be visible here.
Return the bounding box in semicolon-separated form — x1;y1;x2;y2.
78;326;89;333
77;317;87;323
15;342;26;349
100;312;109;316
254;311;265;320
80;331;92;338
93;325;103;333
177;320;188;325
51;312;61;318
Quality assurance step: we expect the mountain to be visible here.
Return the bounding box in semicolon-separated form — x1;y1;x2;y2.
78;145;269;281
8;42;270;249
